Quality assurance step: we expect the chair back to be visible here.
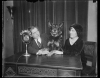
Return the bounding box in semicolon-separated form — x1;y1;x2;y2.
83;41;96;67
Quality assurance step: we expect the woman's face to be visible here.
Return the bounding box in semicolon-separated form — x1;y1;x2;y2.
69;27;78;38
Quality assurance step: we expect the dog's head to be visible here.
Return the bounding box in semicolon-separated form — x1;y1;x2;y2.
48;22;63;37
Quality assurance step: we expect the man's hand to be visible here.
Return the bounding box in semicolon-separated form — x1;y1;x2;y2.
47;41;53;46
36;49;42;55
47;41;51;46
36;48;49;55
54;42;59;47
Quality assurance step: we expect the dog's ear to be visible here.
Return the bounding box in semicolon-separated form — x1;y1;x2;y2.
48;22;52;27
59;22;63;28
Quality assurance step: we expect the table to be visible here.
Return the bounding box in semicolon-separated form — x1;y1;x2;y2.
3;52;83;77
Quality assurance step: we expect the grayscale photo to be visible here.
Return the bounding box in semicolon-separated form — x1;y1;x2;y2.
2;0;97;77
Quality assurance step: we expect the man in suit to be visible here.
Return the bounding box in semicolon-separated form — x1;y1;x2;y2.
27;26;49;55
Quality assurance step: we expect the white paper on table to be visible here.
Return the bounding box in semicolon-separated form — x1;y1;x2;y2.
53;50;63;54
36;48;50;55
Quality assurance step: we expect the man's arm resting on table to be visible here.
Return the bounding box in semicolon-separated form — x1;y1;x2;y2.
27;45;38;54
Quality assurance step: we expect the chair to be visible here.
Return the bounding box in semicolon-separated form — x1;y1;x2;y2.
81;41;97;76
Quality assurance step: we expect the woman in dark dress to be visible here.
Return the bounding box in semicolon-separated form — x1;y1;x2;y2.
63;23;87;69
63;24;83;56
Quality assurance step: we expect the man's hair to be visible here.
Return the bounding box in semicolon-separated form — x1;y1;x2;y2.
28;26;40;35
29;26;38;31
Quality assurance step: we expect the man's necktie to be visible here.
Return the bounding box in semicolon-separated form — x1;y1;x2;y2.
37;39;41;48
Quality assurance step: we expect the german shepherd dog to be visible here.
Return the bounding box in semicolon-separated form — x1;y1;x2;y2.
48;22;63;51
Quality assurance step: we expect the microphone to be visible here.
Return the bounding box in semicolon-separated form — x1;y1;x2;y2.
20;29;31;56
22;33;30;44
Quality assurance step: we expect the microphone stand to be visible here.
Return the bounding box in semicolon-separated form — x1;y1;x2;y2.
20;30;31;57
23;43;30;56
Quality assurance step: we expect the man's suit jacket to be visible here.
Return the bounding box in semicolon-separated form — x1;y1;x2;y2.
27;33;49;54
